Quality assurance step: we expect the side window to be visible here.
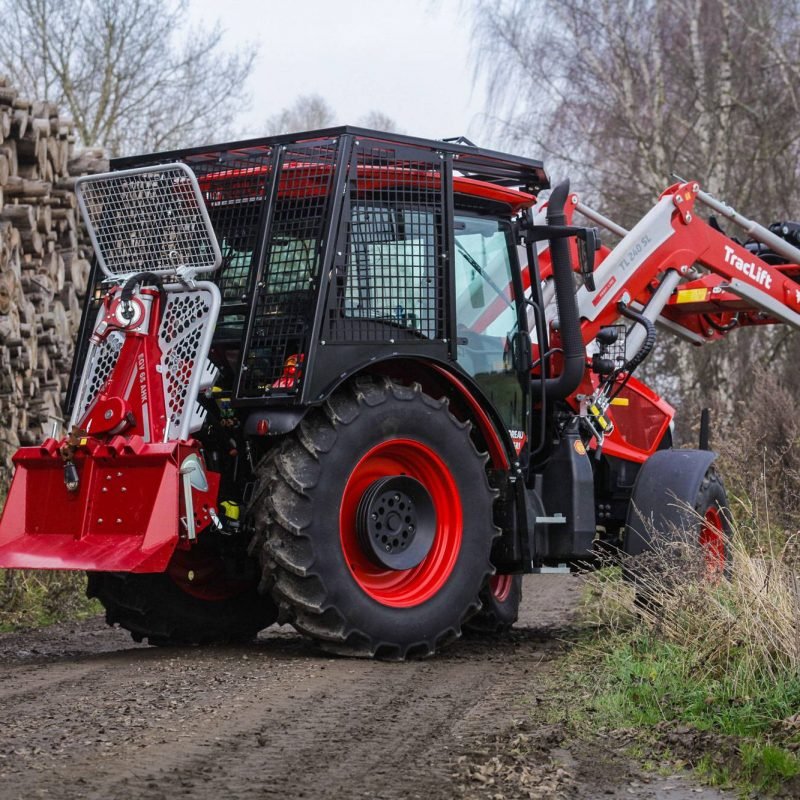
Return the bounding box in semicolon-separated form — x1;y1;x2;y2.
454;215;518;379
265;236;317;292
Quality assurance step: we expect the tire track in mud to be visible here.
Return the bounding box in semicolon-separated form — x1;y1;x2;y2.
0;576;731;800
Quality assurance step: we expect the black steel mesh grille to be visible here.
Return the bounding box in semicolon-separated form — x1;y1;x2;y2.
602;324;628;372
184;148;273;311
239;141;338;396
325;141;446;343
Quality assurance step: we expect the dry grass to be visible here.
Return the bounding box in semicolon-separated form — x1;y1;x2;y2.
580;508;800;793
583;513;800;687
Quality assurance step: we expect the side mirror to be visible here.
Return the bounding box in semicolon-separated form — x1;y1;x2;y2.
577;227;601;291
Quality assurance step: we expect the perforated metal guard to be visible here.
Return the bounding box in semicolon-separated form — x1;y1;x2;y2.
187;149;274;308
68;283;220;442
68;329;125;429
75;163;222;279
158;284;221;440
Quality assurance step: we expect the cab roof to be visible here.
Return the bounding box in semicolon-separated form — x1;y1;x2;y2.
112;125;548;211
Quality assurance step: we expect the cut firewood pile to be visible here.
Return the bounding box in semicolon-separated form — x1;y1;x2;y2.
0;77;108;476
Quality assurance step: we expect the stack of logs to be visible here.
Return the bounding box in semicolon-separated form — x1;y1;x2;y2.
0;77;107;474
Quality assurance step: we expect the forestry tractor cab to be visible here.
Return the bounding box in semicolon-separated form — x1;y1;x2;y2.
2;127;800;657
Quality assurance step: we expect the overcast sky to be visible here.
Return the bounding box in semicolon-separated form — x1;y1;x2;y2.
188;0;491;144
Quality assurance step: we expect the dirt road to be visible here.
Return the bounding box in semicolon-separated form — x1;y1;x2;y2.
0;575;731;799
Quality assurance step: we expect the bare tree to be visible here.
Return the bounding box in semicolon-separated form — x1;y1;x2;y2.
0;0;256;156
358;111;403;133
470;0;800;421
472;0;800;222
264;94;336;135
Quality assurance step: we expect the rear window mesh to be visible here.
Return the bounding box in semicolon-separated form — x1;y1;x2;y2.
238;140;339;396
186;148;273;309
324;141;446;343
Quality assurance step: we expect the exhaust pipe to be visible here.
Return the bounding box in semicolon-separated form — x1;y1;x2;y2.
532;179;586;400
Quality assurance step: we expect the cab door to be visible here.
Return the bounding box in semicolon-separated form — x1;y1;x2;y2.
453;213;528;448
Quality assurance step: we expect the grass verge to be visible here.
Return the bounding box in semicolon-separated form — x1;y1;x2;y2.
0;569;102;632
574;521;800;796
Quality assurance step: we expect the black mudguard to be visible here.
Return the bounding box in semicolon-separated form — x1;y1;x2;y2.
624;449;717;556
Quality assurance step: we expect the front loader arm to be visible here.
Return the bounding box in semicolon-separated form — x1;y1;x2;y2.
532;182;800;350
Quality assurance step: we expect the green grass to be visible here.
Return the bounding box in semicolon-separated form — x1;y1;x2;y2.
574;618;800;795
0;569;102;632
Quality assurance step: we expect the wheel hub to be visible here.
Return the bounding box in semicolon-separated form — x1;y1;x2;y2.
356;475;436;570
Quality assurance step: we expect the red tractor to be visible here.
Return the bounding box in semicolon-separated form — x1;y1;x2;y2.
1;128;797;657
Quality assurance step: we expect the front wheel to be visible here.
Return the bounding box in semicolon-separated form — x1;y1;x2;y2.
249;376;499;660
464;573;523;634
623;453;732;598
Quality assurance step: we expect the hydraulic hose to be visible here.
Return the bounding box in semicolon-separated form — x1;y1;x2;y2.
120;271;167;323
531;179;586;400
617;301;656;376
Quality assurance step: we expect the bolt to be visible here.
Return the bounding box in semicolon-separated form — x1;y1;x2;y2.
188;570;195;581
97;518;103;524
685;213;692;222
385;545;391;552
371;512;378;520
116;518;122;524
706;328;714;336
104;409;113;420
693;183;699;193
121;487;127;493
102;487;108;493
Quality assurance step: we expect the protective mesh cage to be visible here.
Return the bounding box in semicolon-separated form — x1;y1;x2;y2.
75;163;221;278
238;140;339;397
601;324;628;372
324;141;446;343
184;148;274;314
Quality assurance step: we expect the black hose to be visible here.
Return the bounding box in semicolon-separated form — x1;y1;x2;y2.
119;271;167;322
531;179;586;400
617;302;656;375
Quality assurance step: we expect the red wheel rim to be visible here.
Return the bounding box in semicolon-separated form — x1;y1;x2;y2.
490;574;513;603
167;547;250;601
340;439;463;608
700;506;726;578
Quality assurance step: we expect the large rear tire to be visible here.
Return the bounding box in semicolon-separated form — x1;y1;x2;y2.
87;544;278;646
249;376;498;659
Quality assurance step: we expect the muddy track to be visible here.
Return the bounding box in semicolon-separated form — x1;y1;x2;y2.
0;576;731;800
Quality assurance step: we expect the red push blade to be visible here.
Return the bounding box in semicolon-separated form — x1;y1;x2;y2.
0;438;183;573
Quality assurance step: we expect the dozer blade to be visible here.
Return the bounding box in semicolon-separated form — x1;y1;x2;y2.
0;437;184;572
